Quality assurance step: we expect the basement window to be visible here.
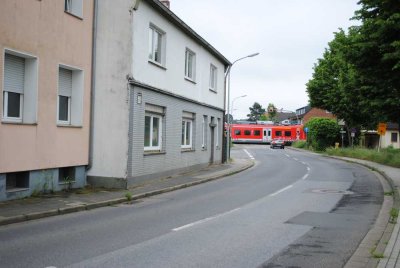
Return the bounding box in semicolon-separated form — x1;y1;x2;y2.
6;172;29;192
58;167;76;183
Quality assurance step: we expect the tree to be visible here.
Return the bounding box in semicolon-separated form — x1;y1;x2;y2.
305;118;340;151
350;0;400;123
307;1;400;127
247;102;265;121
266;103;277;121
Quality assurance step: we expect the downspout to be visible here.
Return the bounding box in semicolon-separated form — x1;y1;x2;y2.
87;0;98;171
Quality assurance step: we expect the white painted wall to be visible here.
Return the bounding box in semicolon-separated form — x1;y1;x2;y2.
382;130;400;149
88;0;133;179
132;1;226;110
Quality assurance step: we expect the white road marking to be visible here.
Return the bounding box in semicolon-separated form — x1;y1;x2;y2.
173;208;241;232
293;158;299;161
285;154;290;157
243;149;255;160
307;167;311;171
301;173;309;180
269;185;293;197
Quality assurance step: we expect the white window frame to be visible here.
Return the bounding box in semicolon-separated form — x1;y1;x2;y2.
181;118;193;149
209;64;217;91
57;64;84;126
57;95;71;124
65;0;83;18
3;91;23;122
148;24;165;66
2;49;38;124
185;48;196;81
144;113;163;151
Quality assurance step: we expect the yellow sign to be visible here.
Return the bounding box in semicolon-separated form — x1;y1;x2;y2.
377;123;387;135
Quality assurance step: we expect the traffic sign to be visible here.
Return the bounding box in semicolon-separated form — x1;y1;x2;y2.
377;123;387;136
304;127;308;133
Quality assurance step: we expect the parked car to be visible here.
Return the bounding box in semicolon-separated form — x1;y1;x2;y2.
270;139;285;149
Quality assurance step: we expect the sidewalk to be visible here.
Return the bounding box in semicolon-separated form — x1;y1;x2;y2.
0;158;254;226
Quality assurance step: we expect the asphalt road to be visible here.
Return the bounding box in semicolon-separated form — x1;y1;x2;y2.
0;144;383;268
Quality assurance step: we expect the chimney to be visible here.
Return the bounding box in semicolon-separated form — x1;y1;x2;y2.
160;0;170;8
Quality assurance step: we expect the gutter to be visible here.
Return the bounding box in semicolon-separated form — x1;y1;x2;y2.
87;0;98;171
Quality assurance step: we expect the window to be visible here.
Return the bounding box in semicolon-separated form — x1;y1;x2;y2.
182;112;194;149
209;64;217;91
244;130;251;135
181;119;193;149
202;115;207;148
65;0;83;18
275;131;282;137
254;130;261;136
58;65;84;126
2;51;38;123
285;131;292;137
234;130;241;135
185;48;196;81
59;166;75;183
6;172;29;191
148;25;165;66
144;104;164;151
392;132;398;143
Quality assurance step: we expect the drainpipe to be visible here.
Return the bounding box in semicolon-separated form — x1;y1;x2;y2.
87;0;98;171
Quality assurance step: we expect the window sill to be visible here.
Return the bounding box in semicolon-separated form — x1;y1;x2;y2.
2;120;37;126
209;88;217;93
144;150;166;156
6;187;29;193
148;60;167;70
184;77;196;84
64;11;83;20
57;124;83;128
181;148;195;153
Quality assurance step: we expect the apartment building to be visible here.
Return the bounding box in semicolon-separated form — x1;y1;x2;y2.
0;0;93;201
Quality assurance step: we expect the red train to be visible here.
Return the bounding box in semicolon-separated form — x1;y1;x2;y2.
230;124;306;144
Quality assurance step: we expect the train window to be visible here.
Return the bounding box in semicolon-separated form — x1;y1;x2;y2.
234;130;241;135
244;130;251;135
254;130;261;136
285;131;291;137
275;130;282;136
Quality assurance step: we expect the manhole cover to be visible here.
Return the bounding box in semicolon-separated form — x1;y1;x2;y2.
310;189;353;195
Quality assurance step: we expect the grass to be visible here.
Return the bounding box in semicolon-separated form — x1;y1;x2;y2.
125;192;133;201
390;208;399;224
325;147;400;168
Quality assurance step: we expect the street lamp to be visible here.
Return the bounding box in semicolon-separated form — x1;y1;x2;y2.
225;53;259;163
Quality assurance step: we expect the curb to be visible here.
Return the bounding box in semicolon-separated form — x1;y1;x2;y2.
0;160;254;227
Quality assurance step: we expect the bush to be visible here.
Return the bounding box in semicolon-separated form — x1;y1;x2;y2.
305;118;340;151
292;140;308;149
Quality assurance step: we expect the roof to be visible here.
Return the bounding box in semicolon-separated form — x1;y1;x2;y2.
145;0;231;67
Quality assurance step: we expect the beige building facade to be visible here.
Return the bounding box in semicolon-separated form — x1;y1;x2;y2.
0;0;93;200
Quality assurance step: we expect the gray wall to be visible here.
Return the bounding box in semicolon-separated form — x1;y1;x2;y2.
0;166;86;201
128;85;223;186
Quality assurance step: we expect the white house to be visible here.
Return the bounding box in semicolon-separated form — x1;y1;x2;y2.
88;0;230;188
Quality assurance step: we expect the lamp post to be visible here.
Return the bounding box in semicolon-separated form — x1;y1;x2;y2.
227;94;247;159
225;53;259;163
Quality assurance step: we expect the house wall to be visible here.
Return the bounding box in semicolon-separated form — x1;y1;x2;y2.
86;0;132;182
0;0;93;200
131;0;226;110
128;85;223;185
382;130;400;149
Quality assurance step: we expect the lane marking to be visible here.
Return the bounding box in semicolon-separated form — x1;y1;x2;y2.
301;173;309;180
269;185;293;197
243;149;255;160
285;154;290;157
307;167;311;171
172;208;241;232
293;158;299;161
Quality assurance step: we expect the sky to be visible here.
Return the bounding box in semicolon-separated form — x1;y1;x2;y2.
169;0;360;119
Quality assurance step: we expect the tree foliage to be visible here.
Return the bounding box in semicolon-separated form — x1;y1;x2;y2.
307;0;400;127
247;102;265;121
266;103;277;121
305;118;340;151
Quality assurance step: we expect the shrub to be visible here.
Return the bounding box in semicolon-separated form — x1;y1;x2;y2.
305;118;340;151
